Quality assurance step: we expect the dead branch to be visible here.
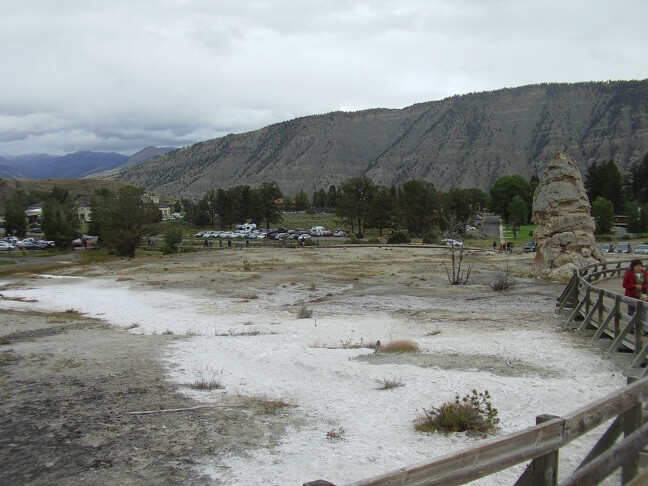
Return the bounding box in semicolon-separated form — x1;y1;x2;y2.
127;405;243;415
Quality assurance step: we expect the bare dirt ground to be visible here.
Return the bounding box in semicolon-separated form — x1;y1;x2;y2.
0;245;620;485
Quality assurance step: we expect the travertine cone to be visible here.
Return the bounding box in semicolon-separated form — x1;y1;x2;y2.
532;151;603;279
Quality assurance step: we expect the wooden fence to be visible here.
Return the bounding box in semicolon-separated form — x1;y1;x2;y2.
556;259;648;379
305;260;648;486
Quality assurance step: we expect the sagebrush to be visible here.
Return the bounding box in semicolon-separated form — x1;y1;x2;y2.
415;389;499;434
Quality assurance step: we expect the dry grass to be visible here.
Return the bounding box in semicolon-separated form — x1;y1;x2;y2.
257;398;292;414
326;427;346;440
381;339;419;353
190;366;224;390
377;378;405;390
297;304;313;319
184;328;204;336
52;357;85;371
215;328;275;337
310;338;376;350
238;394;295;414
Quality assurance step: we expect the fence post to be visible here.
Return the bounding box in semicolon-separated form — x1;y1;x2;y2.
614;295;621;337
530;414;559;486
622;378;642;484
635;301;644;355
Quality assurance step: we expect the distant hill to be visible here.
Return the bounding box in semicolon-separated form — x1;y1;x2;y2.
0;178;136;213
123;146;176;168
0;147;175;179
0;155;22;178
39;151;128;179
116;80;648;199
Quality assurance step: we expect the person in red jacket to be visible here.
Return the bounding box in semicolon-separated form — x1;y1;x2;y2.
622;259;648;316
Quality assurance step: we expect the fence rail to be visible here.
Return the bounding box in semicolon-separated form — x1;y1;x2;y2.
557;259;648;378
305;259;648;486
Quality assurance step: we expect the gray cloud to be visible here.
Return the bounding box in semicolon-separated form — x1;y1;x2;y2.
1;0;647;155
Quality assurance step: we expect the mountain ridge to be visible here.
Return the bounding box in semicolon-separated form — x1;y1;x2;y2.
116;80;648;198
0;147;176;179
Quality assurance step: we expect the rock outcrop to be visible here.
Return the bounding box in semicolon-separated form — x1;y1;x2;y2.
532;152;604;279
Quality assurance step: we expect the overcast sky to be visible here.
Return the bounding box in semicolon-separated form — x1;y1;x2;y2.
2;0;647;156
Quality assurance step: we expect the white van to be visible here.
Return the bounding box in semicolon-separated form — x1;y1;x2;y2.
310;226;325;236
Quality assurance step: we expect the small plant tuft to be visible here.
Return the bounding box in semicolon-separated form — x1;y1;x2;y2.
162;329;174;335
297;304;313;319
326;427;346;440
0;337;11;345
491;269;516;291
258;398;292;414
381;339;419;353
52;357;84;371
415;389;499;434
190;366;224;390
377;378;405;390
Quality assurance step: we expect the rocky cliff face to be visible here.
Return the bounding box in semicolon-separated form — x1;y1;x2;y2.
117;80;648;198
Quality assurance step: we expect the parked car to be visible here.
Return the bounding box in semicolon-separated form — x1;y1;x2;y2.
600;243;614;253
17;239;46;250
297;234;312;241
442;238;464;247
615;242;632;253
0;241;16;251
523;241;538;252
636;244;648;255
333;230;346;237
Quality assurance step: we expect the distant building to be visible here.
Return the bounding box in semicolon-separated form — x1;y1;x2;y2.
25;202;43;224
76;196;93;222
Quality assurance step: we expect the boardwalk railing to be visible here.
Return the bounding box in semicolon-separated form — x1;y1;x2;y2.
305;260;648;486
556;259;648;379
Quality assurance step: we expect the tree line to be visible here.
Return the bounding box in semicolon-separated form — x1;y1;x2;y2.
586;152;648;234
181;178;490;238
3;172;546;256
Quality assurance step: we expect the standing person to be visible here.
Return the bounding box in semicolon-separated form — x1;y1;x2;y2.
493;240;497;251
623;259;648;316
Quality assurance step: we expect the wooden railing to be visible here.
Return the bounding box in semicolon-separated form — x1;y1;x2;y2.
556;259;648;379
304;260;648;486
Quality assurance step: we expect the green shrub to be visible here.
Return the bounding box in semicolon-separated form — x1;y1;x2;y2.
422;229;440;244
367;237;381;244
415;390;499;434
387;231;411;244
161;226;184;254
345;236;362;244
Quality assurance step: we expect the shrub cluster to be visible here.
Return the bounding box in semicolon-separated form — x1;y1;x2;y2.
415;390;499;434
490;270;516;291
387;231;411;244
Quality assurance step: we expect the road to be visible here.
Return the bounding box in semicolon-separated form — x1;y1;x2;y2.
482;215;502;241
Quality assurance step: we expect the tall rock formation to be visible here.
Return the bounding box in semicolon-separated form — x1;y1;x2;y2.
532;152;603;279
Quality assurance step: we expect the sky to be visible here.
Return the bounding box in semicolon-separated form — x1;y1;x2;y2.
1;0;647;156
